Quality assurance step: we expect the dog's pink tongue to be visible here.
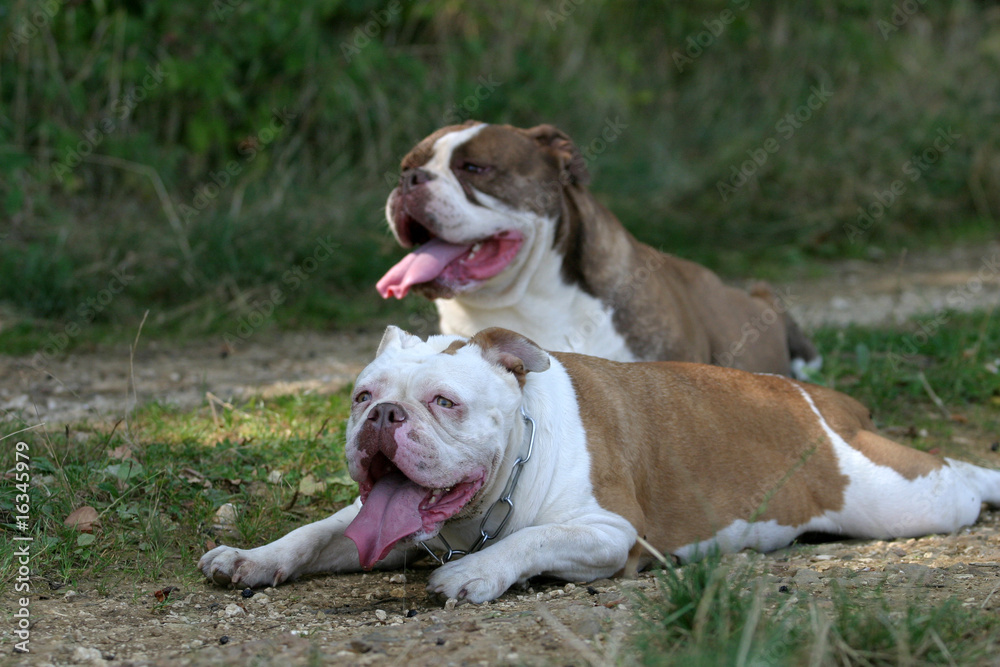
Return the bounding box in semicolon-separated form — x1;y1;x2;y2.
345;471;427;569
376;239;471;299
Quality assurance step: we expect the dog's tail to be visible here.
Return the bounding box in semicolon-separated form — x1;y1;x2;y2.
749;282;822;380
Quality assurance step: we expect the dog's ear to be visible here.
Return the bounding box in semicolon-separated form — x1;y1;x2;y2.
469;327;551;387
376;325;423;357
524;124;590;187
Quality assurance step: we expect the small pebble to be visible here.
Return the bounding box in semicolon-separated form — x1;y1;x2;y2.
241;588;255;598
72;647;102;662
406;609;418;618
444;598;458;611
374;609;388;622
219;636;230;645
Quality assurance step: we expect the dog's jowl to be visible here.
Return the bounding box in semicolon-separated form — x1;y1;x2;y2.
201;327;1000;603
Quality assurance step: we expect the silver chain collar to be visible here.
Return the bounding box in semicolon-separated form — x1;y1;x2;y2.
418;406;536;564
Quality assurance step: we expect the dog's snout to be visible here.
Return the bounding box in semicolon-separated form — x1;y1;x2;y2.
367;401;408;429
400;168;433;192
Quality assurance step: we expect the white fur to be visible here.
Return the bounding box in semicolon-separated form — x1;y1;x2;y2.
434;214;635;360
200;333;1000;602
793;384;987;538
673;383;999;561
392;123;635;359
200;330;635;603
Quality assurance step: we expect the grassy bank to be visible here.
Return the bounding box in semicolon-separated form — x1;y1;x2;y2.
2;1;999;350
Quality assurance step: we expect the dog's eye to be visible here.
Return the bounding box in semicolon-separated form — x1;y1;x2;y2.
355;391;372;403
433;395;455;408
460;161;488;174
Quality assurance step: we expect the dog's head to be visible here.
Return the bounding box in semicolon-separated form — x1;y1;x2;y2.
343;326;550;568
377;122;590;302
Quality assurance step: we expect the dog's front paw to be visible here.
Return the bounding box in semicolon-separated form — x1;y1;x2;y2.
199;545;292;589
427;554;516;603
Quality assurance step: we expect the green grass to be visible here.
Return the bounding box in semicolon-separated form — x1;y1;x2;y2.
808;310;1000;456
0;389;357;594
2;1;999;344
632;554;1000;666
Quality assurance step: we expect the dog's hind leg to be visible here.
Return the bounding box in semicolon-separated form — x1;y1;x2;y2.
817;429;990;540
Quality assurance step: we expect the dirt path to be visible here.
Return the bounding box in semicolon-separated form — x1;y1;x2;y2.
2;242;998;426
12;510;1000;666
3;241;1000;666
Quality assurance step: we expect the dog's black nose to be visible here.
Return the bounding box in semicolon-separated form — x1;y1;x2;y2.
400;168;433;192
367;402;408;429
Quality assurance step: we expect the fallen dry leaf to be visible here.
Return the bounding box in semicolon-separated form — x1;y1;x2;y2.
180;468;212;489
153;586;179;603
107;444;134;460
64;506;100;532
298;473;326;496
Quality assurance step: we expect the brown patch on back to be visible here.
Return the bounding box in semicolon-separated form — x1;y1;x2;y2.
799;383;945;481
853;431;945;479
552;353;850;563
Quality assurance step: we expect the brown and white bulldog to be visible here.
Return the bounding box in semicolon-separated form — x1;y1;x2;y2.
376;121;820;377
200;327;1000;603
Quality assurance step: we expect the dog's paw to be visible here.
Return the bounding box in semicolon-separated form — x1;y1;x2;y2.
198;545;292;589
426;555;515;604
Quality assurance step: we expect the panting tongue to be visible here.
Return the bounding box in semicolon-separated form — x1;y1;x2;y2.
376;239;472;299
345;471;428;569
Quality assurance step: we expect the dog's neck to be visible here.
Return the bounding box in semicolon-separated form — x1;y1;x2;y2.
554;185;641;299
428;404;536;558
435;188;639;359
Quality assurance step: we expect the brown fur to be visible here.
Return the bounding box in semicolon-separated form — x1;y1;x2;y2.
469;328;551;387
392;122;818;375
551;351;944;572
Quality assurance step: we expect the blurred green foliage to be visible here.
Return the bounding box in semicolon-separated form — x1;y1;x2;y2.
0;0;998;342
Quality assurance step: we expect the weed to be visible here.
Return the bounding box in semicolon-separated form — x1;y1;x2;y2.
632;556;999;665
0;388;356;596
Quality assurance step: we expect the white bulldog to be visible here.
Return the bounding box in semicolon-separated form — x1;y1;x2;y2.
200;327;1000;603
